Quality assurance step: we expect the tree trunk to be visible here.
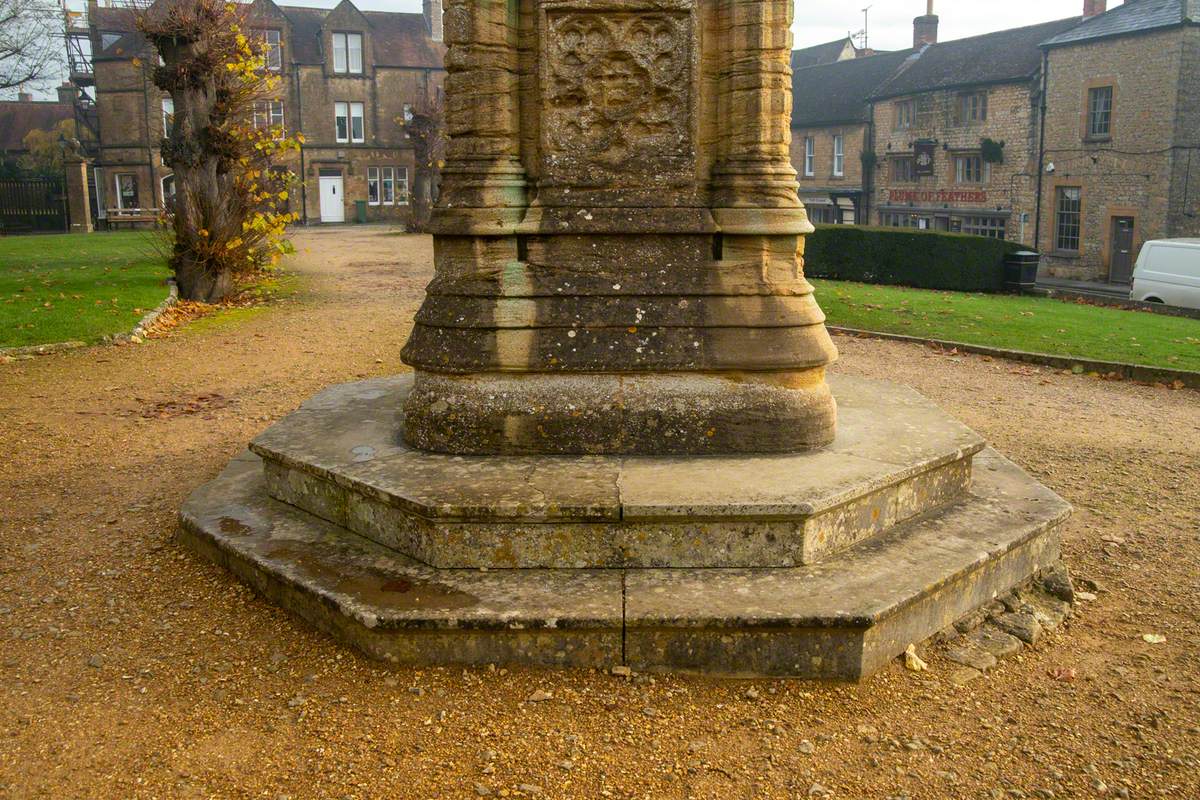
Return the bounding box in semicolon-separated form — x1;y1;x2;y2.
174;247;232;302
411;168;433;232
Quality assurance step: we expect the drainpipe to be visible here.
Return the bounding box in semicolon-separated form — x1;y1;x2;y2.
294;61;307;225
1033;49;1049;251
864;103;876;225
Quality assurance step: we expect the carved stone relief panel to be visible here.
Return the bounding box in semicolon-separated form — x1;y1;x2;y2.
541;8;694;191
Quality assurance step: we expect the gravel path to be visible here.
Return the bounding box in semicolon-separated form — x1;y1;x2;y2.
2;227;1198;799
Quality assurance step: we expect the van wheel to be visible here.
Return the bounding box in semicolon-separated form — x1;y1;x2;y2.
1145;297;1164;304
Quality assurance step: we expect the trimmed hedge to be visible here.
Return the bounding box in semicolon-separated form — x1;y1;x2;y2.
804;224;1024;293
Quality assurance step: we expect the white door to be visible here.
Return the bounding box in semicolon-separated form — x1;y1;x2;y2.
319;175;345;223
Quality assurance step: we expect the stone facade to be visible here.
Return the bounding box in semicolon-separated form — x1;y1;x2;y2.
81;0;444;227
792;124;868;224
790;2;1200;283
1040;25;1200;282
872;81;1041;246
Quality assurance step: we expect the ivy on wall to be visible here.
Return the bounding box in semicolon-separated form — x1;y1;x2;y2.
981;138;1006;164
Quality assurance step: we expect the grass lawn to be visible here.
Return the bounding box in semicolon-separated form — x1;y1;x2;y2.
813;279;1200;373
1;232;171;348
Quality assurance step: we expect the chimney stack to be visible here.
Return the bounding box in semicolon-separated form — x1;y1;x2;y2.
423;0;443;43
57;82;78;105
17;91;33;103
1083;0;1107;19
913;0;939;48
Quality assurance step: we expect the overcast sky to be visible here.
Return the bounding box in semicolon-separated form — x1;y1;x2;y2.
275;0;1122;51
11;0;1123;100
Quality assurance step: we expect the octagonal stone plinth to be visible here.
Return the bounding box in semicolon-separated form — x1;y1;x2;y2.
248;375;984;570
179;448;1069;679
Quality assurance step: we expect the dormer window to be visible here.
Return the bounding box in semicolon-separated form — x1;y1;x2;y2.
332;32;363;74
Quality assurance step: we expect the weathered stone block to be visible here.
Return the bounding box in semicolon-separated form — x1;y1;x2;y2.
402;0;838;455
249;374;983;569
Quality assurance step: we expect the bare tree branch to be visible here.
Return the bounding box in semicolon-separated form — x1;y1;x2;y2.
0;0;62;92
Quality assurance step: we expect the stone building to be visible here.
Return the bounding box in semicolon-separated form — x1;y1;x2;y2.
73;0;444;227
791;50;914;225
868;15;1081;245
789;37;864;70
791;6;1081;242
1038;0;1200;283
791;0;1200;280
0;89;76;171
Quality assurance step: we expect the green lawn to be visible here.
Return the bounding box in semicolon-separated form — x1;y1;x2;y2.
813;279;1200;372
1;232;171;348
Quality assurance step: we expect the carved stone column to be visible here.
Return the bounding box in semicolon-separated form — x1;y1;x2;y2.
434;0;527;229
401;0;838;455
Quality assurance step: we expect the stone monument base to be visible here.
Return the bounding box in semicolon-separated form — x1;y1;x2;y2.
179;375;1070;679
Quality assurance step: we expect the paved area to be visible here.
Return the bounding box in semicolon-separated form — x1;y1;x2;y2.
1036;276;1131;298
2;226;1198;798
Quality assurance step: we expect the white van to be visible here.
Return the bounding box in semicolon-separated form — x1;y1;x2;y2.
1130;239;1200;310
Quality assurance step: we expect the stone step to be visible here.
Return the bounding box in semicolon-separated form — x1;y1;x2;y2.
178;448;1068;680
249;373;985;569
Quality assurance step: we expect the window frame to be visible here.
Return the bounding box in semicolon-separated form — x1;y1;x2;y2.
892;156;915;183
161;97;174;136
381;166;395;205
114;172;138;210
961;215;1007;239
367;166;380;206
1087;85;1113;140
880;211;923;229
954;154;988;185
956;91;988;126
332;32;347;73
263;29;282;72
395;166;409;205
253;99;285;136
804;137;815;177
332;31;363;74
1054;187;1082;253
349;101;365;143
334;101;349;143
832;135;844;177
160;174;176;207
347;32;363;73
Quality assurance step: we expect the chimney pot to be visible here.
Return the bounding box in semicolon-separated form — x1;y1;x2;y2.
913;6;939;49
1083;0;1106;18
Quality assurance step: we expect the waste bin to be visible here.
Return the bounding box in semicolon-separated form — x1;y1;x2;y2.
354;200;368;224
1003;251;1040;294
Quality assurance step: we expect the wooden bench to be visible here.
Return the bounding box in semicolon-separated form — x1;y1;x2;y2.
105;208;162;229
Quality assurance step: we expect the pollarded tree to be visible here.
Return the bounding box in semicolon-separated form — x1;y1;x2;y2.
137;0;300;302
400;95;445;232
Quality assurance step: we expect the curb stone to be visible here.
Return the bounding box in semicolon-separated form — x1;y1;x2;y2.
1;279;178;362
828;326;1200;390
0;340;88;360
1038;287;1200;321
107;278;179;345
